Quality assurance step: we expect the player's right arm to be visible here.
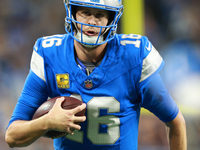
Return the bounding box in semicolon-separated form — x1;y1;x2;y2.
5;113;50;147
5;97;86;147
5;37;86;148
5;71;86;148
5;70;50;147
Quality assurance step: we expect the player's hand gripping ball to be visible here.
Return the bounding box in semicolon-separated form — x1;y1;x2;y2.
32;96;86;139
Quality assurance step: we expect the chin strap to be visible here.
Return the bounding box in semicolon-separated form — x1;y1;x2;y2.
75;31;104;48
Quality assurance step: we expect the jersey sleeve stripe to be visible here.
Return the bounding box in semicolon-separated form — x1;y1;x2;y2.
139;46;163;82
30;50;46;82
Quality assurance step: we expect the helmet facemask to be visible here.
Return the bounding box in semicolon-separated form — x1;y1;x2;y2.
64;0;123;47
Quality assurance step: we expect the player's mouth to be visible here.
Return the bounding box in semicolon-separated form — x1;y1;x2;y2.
84;31;98;36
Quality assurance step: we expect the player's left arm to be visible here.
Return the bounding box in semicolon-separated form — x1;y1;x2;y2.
165;110;187;150
137;37;187;150
140;74;187;150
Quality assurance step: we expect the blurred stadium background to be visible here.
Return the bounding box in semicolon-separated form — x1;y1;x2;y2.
0;0;200;149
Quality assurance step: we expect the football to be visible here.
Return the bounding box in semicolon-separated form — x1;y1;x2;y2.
32;96;85;139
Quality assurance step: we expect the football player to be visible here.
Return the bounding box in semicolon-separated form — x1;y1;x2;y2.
5;0;186;149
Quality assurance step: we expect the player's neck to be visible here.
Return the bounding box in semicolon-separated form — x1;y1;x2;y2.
74;40;107;62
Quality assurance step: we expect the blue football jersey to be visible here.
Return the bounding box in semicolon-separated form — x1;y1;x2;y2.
8;34;179;150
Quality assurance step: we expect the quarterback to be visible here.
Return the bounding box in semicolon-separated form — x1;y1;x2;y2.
5;0;186;150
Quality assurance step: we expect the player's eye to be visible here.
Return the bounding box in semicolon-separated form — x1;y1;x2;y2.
82;11;91;16
96;13;104;18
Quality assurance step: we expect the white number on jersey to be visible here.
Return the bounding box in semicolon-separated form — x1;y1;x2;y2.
66;97;120;145
42;35;64;48
120;34;142;48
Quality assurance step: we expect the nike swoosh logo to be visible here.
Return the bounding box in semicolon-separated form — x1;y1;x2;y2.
34;41;38;51
145;42;151;51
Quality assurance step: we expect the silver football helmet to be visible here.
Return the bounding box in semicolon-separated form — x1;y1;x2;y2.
63;0;123;47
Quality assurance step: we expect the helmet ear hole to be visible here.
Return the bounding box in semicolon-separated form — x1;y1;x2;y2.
108;11;116;25
70;5;77;32
71;5;77;20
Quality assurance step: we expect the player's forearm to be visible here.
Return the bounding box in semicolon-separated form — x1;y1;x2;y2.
5;116;49;148
167;125;187;150
166;111;187;150
169;126;187;150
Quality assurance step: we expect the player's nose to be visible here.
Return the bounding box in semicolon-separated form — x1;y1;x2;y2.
87;15;97;25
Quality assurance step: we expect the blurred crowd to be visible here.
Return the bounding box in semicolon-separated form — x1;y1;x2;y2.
0;0;200;149
0;0;65;149
143;0;200;149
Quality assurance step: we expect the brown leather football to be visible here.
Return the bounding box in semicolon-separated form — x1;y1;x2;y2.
32;96;85;139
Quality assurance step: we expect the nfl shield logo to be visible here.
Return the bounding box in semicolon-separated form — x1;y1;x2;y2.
84;80;93;89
